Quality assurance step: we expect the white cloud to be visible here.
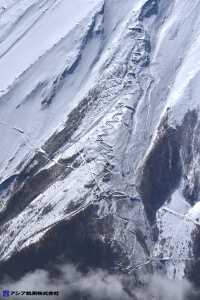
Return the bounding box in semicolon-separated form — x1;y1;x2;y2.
2;264;200;300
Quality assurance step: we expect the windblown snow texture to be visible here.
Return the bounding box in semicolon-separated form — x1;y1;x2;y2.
1;0;200;299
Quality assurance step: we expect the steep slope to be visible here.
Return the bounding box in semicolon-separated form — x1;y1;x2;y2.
0;0;200;299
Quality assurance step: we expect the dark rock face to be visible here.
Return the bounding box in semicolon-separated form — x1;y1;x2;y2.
139;0;158;21
137;110;200;225
135;229;150;257
0;203;127;282
0;188;155;291
0;152;48;201
136;113;182;224
180;111;200;206
0;162;74;225
42;88;100;158
185;227;200;291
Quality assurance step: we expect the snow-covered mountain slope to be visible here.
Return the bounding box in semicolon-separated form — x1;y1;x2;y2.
1;0;200;298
